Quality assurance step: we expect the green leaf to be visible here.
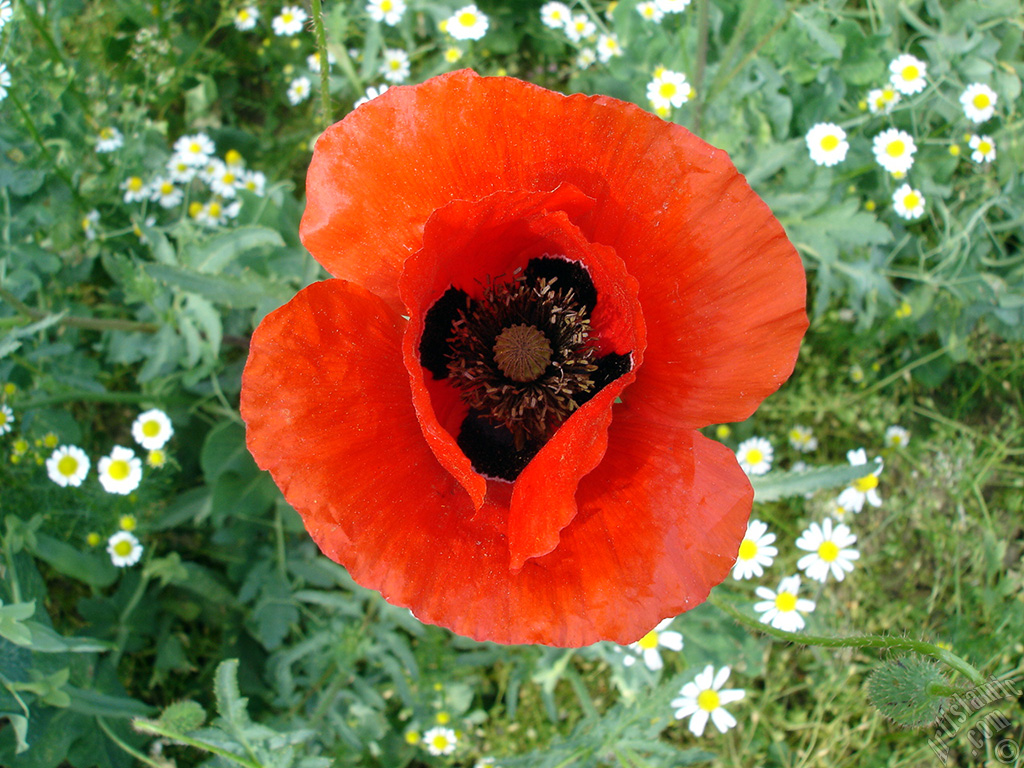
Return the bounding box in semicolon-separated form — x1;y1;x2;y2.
214;659;251;730
19;623;111;654
28;533;117;588
143;263;291;309
751;458;882;502
158;700;207;732
182;226;286;273
0;313;67;360
65;686;156;718
200;420;256;482
0;601;36;647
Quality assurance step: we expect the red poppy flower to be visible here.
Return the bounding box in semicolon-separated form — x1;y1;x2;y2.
241;70;807;646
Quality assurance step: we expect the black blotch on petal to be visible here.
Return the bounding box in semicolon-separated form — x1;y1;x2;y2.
574;352;632;407
457;411;540;481
419;286;470;379
524;257;597;313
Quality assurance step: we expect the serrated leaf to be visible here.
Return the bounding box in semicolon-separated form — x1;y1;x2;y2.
183;226;286;273
159;700;207;732
751;459;882;502
0;313;67;359
214;659;251;729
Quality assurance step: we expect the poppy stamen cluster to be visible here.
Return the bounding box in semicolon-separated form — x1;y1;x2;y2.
421;256;631;479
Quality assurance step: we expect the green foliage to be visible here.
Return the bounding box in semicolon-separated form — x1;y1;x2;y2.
1;0;1022;766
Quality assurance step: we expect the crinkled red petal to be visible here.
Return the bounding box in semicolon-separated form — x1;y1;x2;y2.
242;279;746;645
301;69;805;429
399;186;645;569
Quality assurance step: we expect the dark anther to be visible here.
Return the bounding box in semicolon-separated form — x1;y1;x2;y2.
523;256;597;312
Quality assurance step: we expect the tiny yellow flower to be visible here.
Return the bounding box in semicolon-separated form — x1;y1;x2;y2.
864;200;876;212
436;711;451;724
3;383;16;396
949;144;960;157
895;301;912;319
715;424;731;439
119;514;138;532
86;532;102;547
404;730;421;745
42;432;59;449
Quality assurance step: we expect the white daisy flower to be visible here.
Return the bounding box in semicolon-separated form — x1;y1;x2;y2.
646;69;690;110
576;48;596;70
166;154;198;183
969;134;996;163
233;6;260;31
754;575;816;632
149;177;183;209
173;133;215;167
892;184;925;221
367;0;406;26
540;1;571;28
884;425;910;448
422;726;457;756
622;618;684;671
121;176;148;203
656;0;692;12
732;519;778;580
272;5;307;36
446;4;488;41
96;126;124;153
0;403;13;434
306;51;336;73
98;446;143;495
888;53;927;95
736;436;773;475
637;1;665;22
444;46;464;63
872;128;917;174
240;169;267;196
565;14;596;42
195;199;239;227
867;85;900;115
223;148;246;169
353;84;389;108
81;210;100;240
107;531;143;568
380;48;410;83
207;161;242;198
805;122;849;167
132;409;174;450
670;665;745;736
788;425;818;452
836;448;883;513
796;519;860;583
960;83;997;124
0;0;13;30
0;63;10;102
596;33;623;62
287;76;312;105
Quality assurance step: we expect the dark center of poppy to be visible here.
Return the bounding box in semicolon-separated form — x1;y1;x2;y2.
419;256;631;481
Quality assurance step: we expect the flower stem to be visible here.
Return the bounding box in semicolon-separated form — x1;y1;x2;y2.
310;0;333;129
0;286;160;334
709;592;985;685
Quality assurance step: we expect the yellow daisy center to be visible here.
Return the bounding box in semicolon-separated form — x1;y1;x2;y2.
458;11;476;26
189;141;202;153
972;93;990;109
142;419;161;437
638;630;659;650
658;82;677;99
978;140;992;154
901;65;919;81
738;539;758;561
108;459;131;481
854;473;879;492
160;182;174;195
882;88;896;101
238;10;249;19
820;134;840;151
775;592;797;612
148;449;166;467
100;128;114;139
430;734;450;750
745;448;764;465
128;177;143;191
209;202;222;217
113;539;134;557
282;11;294;22
817;541;840;562
57;455;79;476
697;689;721;712
382;0;393;9
886;140;905;157
188;201;203;218
902;192;921;210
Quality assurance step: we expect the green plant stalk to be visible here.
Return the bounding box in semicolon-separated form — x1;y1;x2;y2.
6;93;85;208
97;717;165;768
0;286;161;334
709;592;985;685
133;719;263;768
310;0;333;129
